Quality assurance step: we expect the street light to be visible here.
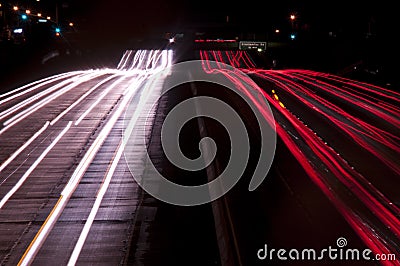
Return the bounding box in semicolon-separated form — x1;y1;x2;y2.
69;22;74;27
290;13;296;31
26;10;31;14
13;6;18;11
37;13;42;17
47;16;51;20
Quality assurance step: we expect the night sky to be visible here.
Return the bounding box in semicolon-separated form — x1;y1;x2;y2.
22;0;396;41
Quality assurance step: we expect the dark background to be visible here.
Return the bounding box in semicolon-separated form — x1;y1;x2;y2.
1;0;398;91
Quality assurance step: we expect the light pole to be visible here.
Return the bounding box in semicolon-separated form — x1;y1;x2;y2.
56;4;58;24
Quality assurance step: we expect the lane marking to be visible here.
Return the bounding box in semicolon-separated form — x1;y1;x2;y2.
0;121;72;209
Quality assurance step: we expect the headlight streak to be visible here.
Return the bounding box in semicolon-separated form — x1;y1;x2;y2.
0;71;108;135
0;72;88;121
0;71;84;104
16;50;172;266
200;50;400;263
116;50;131;70
74;74;129;126
0;121;50;173
117;50;172;74
1;50;172;176
67;141;124;266
0;121;72;209
19;75;147;266
50;73;121;126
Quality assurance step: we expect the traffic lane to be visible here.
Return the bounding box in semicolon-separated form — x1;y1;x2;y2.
190;81;376;265
32;119;128;265
0;122;73;201
243;72;399;257
18;68;162;265
1;50;172;265
124;84;221;266
0;72;129;182
0;78;132;264
278;70;399;138
0;73;118;163
0;124;99;265
75;160;139;265
0;71;86;113
0;74;128;206
0;71;110;132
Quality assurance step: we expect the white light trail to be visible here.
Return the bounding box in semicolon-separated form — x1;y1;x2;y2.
0;121;72;209
67;142;124;266
0;71;108;135
74;75;128;125
116;50;129;70
0;71;83;103
50;74;121;126
168;50;173;68
18;50;172;265
18;75;142;266
129;50;147;71
67;68;165;265
0;72;87;120
0;121;50;173
145;50;156;69
130;50;141;70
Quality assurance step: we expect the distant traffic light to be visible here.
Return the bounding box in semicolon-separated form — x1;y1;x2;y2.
21;14;28;20
55;27;61;37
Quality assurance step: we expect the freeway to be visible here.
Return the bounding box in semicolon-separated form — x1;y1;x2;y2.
0;50;173;265
0;47;399;266
197;50;400;265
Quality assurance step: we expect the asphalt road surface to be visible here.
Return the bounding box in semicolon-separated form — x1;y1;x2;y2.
0;49;399;266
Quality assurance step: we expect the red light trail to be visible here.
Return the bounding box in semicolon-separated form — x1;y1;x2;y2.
200;50;400;264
